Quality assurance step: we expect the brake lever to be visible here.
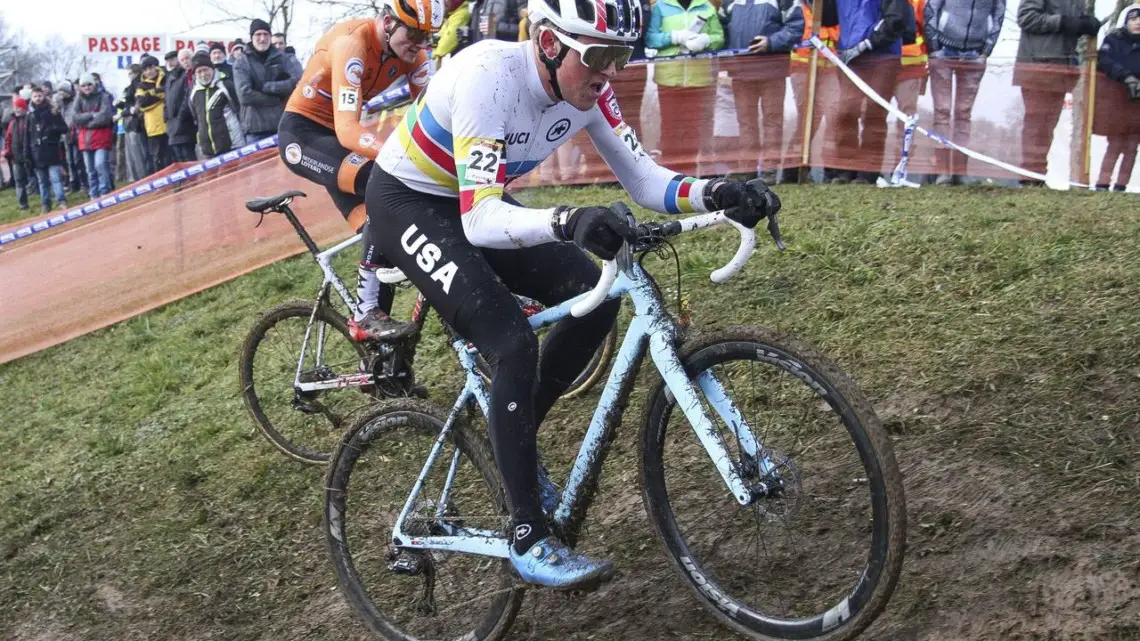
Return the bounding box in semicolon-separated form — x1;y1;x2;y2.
610;201;636;275
767;212;785;251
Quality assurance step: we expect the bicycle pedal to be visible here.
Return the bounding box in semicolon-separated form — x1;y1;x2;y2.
388;554;425;576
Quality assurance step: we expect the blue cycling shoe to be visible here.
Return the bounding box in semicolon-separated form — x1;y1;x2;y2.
510;536;615;590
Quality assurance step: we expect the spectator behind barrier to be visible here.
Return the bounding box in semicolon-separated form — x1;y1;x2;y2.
1015;0;1101;186
788;2;842;182
435;1;474;62
164;50;198;162
25;86;69;213
1093;3;1140;191
189;51;246;159
925;0;1005;185
121;64;153;181
136;54;171;171
830;0;908;184
164;50;179;73
53;79;86;194
646;0;725;175
234;19;301;141
273;32;305;79
470;0;522;42
722;0;805;181
72;73;116;198
2;97;31;210
210;42;236;83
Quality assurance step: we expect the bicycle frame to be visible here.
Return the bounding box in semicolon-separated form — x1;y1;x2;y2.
390;258;771;560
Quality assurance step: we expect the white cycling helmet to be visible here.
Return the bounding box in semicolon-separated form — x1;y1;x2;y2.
527;0;642;43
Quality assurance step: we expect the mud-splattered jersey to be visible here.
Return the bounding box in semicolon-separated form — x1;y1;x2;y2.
376;39;714;249
285;18;431;159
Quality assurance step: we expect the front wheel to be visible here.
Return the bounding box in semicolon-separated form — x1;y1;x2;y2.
639;326;905;641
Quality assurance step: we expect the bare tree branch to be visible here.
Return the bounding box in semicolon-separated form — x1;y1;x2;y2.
190;0;300;40
308;0;384;22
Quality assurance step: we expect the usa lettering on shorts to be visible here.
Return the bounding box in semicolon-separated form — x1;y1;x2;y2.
400;224;459;294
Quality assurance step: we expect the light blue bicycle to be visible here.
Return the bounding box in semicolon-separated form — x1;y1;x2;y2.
324;205;906;641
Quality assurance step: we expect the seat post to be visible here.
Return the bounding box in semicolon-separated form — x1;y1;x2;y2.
280;204;323;257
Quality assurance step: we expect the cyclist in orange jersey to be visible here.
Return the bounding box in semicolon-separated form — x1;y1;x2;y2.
279;0;444;341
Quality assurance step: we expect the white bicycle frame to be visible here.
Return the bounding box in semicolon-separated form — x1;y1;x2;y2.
378;213;776;560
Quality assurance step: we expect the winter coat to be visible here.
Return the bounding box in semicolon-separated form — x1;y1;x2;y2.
924;0;1005;56
1093;8;1140;137
284;52;304;80
71;89;115;151
163;67;197;145
836;0;909;54
233;45;300;137
722;0;804;79
24;102;68;168
191;72;247;157
470;0;521;42
122;82;145;134
646;0;727;87
135;68;168;137
2;114;29;162
1015;0;1087;66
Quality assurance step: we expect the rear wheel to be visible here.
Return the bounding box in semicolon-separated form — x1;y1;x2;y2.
640;326;906;641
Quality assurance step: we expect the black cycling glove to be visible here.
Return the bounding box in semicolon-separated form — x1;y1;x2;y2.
553;206;637;260
704;177;782;229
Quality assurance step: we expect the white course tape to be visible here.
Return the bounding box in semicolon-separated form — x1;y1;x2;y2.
811;37;1093;189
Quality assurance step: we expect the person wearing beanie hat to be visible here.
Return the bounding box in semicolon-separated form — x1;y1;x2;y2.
230;39;246;63
1092;3;1140;190
233;18;300;140
190;48;245;158
136;53;170;170
2;96;32;209
52;78;86;192
72;71;116;198
209;42;235;80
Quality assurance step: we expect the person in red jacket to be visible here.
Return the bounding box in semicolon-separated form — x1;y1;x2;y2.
2;97;31;210
71;73;116;198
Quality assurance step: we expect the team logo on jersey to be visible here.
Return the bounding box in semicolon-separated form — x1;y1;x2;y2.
284;143;302;165
302;85;314;98
345;58;365;87
606;94;621;120
359;133;377;148
346;152;367;166
410;60;431;87
546;118;572;142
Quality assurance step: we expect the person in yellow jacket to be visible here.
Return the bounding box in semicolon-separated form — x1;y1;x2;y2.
434;1;473;63
134;54;170;171
645;0;726;175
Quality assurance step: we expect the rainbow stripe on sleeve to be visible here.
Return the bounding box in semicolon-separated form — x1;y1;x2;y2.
664;175;702;214
395;97;459;191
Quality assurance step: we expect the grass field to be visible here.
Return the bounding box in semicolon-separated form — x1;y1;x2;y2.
1;183;1138;641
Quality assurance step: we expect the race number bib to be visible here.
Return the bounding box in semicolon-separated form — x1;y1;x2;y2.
463;140;502;185
337;87;359;112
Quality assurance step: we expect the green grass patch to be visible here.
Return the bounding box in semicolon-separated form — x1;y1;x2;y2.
1;183;1138;639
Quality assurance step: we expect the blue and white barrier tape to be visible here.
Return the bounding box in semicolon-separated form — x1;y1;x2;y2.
0;135;279;248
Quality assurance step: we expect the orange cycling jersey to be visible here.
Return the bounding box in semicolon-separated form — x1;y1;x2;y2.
285;18;432;159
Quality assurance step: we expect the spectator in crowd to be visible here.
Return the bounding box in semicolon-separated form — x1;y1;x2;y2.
234;19;301;141
1093;3;1140;191
121;64;152;180
788;1;841;182
273;32;304;78
189;51;246;158
646;0;726;175
723;0;805;182
924;0;1004;185
136;54;171;171
164;50;180;73
435;0;474;62
471;0;522;41
71;72;115;198
1015;0;1101;186
618;0;652;138
210;42;235;79
230;39;247;63
25;86;69;212
830;0;908;184
2;97;30;209
53;79;86;194
164;49;198;162
888;0;929;182
178;49;193;73
113;98;130;183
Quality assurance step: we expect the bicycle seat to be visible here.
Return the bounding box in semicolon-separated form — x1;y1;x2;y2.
245;190;307;213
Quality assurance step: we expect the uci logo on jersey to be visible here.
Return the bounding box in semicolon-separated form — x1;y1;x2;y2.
401;224;458;294
505;131;530;146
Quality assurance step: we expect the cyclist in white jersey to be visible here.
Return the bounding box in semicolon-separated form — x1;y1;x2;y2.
365;0;781;590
